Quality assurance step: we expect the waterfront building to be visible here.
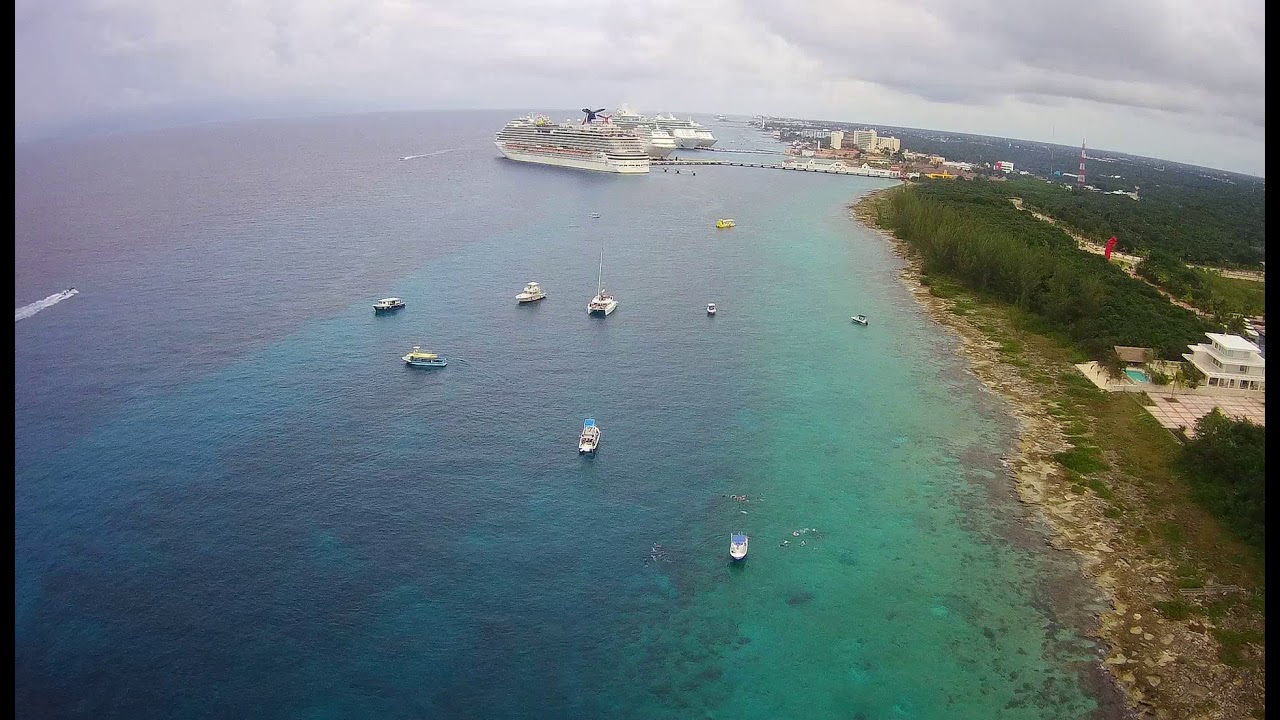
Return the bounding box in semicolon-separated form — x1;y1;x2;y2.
850;129;878;150
1183;333;1266;391
872;136;900;153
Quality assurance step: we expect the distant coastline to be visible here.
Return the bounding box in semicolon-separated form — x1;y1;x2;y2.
850;186;1263;720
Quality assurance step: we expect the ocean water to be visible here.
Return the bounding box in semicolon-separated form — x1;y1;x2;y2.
15;112;1122;719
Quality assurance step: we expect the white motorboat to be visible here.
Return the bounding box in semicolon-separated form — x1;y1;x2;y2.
707;303;716;316
851;314;868;326
373;297;406;312
516;282;546;304
730;534;749;561
579;418;601;454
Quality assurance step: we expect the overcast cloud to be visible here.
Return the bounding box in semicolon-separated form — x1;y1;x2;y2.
14;0;1265;175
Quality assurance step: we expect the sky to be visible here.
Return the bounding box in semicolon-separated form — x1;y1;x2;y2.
14;0;1266;176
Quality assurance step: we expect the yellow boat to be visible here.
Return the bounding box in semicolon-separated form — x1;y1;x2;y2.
402;346;447;368
715;218;736;229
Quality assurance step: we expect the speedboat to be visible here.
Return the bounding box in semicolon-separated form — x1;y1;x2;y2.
730;534;749;561
402;346;447;368
707;303;716;316
374;297;406;312
715;219;735;229
851;314;868;326
590;212;601;219
579;418;601;454
516;282;546;304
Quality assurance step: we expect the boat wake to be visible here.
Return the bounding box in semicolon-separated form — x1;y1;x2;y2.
400;148;459;161
15;288;79;322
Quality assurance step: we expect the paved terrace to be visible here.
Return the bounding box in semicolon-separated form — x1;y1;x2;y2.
1145;394;1266;437
1075;362;1265;437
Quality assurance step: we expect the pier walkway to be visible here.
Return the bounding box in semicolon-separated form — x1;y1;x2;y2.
653;158;900;178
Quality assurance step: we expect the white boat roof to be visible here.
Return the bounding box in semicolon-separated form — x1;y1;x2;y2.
379;297;401;302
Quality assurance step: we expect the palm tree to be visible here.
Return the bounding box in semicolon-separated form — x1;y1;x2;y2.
1170;367;1185;400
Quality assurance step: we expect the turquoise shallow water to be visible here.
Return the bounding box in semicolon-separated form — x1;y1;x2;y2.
16;113;1121;719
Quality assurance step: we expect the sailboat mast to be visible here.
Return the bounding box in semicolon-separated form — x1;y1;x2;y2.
597;249;603;295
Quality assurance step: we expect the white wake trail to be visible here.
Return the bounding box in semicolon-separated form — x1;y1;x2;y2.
401;148;459;160
15;288;79;322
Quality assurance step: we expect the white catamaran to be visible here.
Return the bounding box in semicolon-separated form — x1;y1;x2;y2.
587;248;617;317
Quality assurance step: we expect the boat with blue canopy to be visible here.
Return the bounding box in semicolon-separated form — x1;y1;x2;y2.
579;418;601;454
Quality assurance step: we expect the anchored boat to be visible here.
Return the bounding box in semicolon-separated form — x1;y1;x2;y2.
374;297;406;313
516;282;546;304
579;418;601;454
730;533;749;561
402;346;447;368
587;249;617;317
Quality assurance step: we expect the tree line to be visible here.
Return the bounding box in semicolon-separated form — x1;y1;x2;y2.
1006;179;1264;267
1182;410;1266;552
874;179;1216;361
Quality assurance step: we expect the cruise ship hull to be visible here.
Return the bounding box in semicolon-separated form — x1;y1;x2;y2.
494;142;649;174
647;143;676;158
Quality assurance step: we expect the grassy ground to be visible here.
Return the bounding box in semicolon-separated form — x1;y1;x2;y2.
1202;273;1265;316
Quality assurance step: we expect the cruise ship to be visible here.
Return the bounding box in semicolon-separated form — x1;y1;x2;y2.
611;106;717;149
652;112;717;148
494;111;650;174
636;125;677;158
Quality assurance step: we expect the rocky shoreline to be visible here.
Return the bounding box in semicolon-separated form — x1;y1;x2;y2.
851;187;1262;720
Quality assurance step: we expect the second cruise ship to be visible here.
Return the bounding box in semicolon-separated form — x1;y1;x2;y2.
494;110;650;174
611;105;718;149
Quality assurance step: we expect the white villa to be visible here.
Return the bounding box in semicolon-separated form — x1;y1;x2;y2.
1183;333;1265;392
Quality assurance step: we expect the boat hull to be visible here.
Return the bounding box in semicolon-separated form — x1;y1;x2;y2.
404;360;447;368
495;142;649;174
588;303;616;317
647;143;677;159
374;305;404;313
517;295;546;304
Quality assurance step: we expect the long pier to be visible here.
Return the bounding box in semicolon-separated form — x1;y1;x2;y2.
653;158;901;179
698;147;780;155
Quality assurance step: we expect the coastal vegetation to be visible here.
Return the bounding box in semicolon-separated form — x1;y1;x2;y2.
873;178;1216;362
861;183;1266;716
1136;251;1265;319
1180;410;1267;552
865;127;1266;267
1001;178;1265;267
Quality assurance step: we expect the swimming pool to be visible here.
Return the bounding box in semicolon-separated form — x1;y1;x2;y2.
1124;368;1150;383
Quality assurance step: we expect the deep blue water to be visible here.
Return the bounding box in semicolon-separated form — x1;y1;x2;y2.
16;111;1122;719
